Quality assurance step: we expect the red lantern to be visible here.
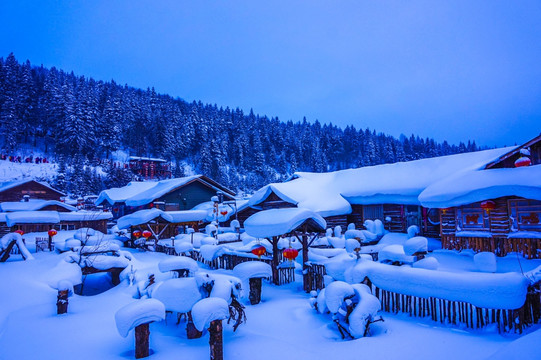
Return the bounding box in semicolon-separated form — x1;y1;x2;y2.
283;248;299;261
480;200;496;213
132;230;142;238
48;229;57;237
142;230;152;239
251;245;266;259
515;156;531;168
441;208;450;215
15;229;24;236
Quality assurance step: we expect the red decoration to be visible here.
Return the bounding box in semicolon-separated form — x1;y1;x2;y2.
251;245;266;259
48;229;57;237
441;208;450;215
142;230;152;238
15;230;24;236
283;248;299;261
515;156;531;168
480;200;496;212
149;203;155;208
220;210;228;216
132;230;142;238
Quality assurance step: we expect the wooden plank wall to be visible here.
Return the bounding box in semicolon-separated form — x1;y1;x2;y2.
383;204;404;232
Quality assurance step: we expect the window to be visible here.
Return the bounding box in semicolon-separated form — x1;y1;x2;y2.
363;205;384;221
508;199;541;231
457;203;489;231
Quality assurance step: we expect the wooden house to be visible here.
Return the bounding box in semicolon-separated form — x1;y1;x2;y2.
419;135;541;258
96;175;235;219
128;156;172;180
0;180;64;202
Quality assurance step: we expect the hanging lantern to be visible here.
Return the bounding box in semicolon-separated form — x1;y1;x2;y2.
15;229;24;236
149;203;155;208
283;248;299;261
480;200;496;213
48;229;57;237
441;208;450;215
251;245;266;259
132;230;142;238
515;156;531;168
142;230;152;239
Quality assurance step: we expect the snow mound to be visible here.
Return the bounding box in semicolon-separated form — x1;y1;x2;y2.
407;225;419;238
174;242;194;254
378;245;414;264
325;281;355;313
344;229;364;241
149;278;202;313
474;252;497;273
200;244;229;261
158;256;199;274
0;232;33;260
191;297;230;331
349;284;381;338
233;261;272;280
404;236;428;256
115;299;165;337
345;239;361;253
412;257;439;270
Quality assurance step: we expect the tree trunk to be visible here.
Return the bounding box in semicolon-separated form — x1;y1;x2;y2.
56;290;68;314
271;236;279;285
209;320;223;360
249;277;262;305
135;323;150;359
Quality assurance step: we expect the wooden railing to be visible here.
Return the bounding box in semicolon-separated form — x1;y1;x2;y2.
442;235;541;259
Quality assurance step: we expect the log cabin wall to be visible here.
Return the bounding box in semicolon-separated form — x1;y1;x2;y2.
383;204;405;232
347;205;364;229
324;215;349;229
0;181;63;202
441;196;541;259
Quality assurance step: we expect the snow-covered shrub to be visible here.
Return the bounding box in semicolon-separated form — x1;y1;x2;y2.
474;252;497;273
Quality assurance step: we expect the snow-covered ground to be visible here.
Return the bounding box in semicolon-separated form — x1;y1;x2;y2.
1;243;538;360
0;159;58;182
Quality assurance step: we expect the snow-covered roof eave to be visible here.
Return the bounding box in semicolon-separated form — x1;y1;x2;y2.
419;165;541;208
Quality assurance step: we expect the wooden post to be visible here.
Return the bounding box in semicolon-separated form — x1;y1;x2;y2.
209;319;223;360
271;236;279;285
186;311;202;339
56;289;68;314
135;323;150;359
302;230;310;292
249;277;262;305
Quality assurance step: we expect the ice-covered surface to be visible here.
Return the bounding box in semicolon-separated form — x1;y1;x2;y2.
0;199;76;212
115;299;165;337
350;261;529;309
149;278;202;313
158;256;199;274
419;164;541;208
474;252;497;273
191;297;230;331
244;208;326;238
5;210;60;226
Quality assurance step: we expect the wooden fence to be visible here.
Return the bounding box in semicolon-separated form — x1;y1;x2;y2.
442;235;541;259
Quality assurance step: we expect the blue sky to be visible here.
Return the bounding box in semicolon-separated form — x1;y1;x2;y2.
1;1;540;146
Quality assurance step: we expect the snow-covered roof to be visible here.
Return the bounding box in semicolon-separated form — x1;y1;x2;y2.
419;164;541;208
95;181;156;206
0;179;65;196
128;156;168;162
96;176;234;207
0;199;76;212
5;211;60;226
116;208;207;229
58;211;113;221
249;147;513;215
244;208;327;238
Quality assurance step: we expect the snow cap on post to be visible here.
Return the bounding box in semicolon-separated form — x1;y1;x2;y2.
244;208;326;238
233;261;272;281
115;299;166;338
158;256;199;274
191;297;230;332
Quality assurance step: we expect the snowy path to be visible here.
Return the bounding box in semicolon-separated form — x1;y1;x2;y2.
0;250;527;360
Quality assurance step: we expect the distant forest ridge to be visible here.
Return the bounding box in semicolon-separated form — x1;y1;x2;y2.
0;53;481;193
